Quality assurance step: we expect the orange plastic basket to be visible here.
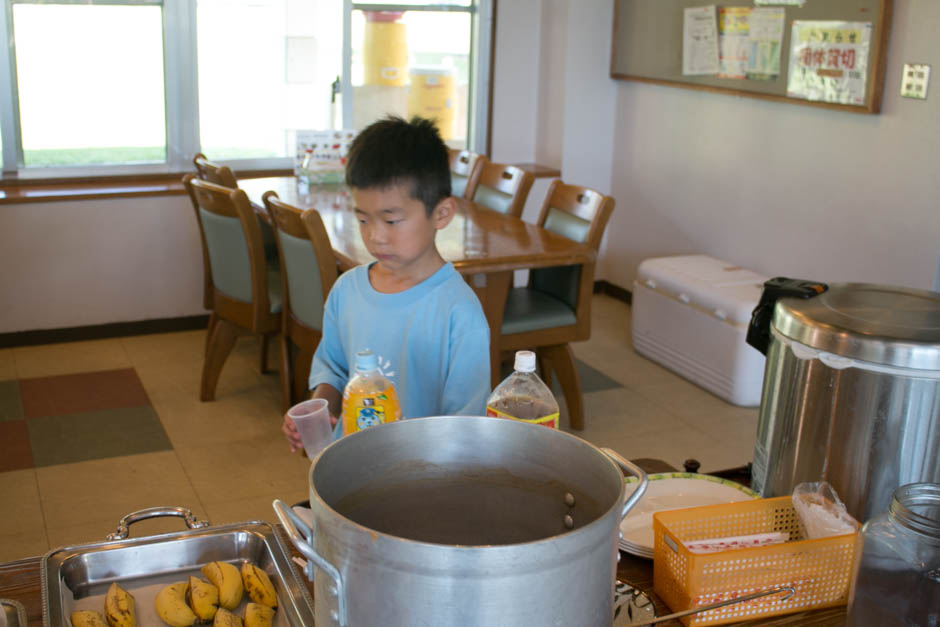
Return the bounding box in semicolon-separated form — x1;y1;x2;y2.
652;496;858;626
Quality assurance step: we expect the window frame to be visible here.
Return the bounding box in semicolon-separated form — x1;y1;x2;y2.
0;0;492;180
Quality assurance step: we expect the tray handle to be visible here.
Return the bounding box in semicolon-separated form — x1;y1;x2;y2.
106;506;210;541
273;499;347;627
601;448;649;520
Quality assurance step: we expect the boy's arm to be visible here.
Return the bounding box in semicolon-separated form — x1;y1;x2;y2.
312;383;342;424
307;277;351;399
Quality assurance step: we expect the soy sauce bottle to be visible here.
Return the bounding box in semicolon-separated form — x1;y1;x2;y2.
486;350;560;428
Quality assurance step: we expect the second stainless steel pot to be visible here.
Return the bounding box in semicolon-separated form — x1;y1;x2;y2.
275;415;647;627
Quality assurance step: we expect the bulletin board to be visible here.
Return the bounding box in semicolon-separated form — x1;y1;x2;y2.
610;0;893;113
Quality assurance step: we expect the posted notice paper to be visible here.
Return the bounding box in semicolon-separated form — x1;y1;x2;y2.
718;7;750;79
787;21;871;104
747;7;785;79
683;5;720;75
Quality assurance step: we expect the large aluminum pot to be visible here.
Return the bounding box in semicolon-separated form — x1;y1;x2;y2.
274;415;647;627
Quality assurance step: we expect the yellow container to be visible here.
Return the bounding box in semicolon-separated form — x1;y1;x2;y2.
407;67;457;139
652;496;858;625
363;12;408;86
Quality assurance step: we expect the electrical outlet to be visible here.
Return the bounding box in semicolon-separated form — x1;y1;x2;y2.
900;63;930;99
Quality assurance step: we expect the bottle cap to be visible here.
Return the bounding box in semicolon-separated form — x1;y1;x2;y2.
514;350;536;373
354;349;378;373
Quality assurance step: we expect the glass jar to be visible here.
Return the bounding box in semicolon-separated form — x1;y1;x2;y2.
847;483;940;626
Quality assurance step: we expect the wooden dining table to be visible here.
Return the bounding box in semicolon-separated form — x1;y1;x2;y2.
239;176;596;389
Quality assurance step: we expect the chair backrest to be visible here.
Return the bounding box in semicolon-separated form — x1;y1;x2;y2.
193;152;239;188
531;179;615;309
471;162;534;218
183;175;272;318
448;149;485;199
262;191;338;333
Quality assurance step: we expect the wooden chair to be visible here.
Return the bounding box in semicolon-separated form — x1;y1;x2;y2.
193;152;238;188
183;174;282;401
262;191;339;411
448;149;486;199
470;162;534;218
191;153;237;310
191;153;279;304
496;179;615;430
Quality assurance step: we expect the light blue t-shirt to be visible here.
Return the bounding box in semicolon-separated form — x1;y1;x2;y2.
309;262;491;434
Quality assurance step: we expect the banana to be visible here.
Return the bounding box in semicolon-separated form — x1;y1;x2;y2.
244;603;275;627
201;561;243;610
187;575;220;621
212;608;243;627
154;582;198;627
240;562;277;608
104;582;136;627
71;610;109;627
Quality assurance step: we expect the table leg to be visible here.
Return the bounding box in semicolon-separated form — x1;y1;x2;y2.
467;271;512;389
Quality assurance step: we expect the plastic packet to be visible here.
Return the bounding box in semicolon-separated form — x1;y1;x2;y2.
684;531;789;554
792;481;860;539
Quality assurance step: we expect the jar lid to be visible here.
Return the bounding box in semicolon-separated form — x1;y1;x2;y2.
772;282;940;370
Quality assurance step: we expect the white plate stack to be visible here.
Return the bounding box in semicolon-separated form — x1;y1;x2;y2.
618;473;759;559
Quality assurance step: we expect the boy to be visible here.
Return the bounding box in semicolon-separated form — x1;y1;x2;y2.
283;116;491;451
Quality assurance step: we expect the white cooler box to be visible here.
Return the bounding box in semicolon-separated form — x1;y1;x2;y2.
632;255;768;406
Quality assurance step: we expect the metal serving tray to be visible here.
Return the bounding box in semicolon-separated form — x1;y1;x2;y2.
41;507;315;627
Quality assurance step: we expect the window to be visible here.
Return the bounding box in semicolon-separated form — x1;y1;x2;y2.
0;0;490;177
12;3;166;168
344;1;490;150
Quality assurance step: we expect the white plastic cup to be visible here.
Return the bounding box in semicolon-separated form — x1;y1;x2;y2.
288;398;333;458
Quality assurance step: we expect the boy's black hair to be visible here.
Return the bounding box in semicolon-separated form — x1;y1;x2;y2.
345;116;452;215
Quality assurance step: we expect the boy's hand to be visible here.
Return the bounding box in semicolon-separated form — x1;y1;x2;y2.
282;413;304;453
283;410;340;453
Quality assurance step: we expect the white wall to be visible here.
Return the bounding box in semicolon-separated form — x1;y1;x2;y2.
535;0;568;167
604;0;940;291
489;0;542;163
494;0;940;293
0;195;204;333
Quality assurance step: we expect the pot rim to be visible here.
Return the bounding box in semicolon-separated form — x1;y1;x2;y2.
306;415;629;551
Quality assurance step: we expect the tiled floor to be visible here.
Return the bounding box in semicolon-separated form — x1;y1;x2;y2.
0;294;758;562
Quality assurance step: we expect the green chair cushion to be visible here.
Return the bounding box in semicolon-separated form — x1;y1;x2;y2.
200;208;252;303
473;183;513;214
451;173;468;197
501;287;577;335
530;265;581;311
543;206;590;243
279;230;325;330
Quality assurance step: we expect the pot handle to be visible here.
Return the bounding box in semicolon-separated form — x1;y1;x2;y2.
106;506;210;541
601;449;649;520
272;499;347;627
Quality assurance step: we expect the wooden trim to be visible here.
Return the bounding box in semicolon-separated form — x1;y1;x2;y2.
593;279;632;304
608;74;882;114
0;315;211;349
0;169;292;205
